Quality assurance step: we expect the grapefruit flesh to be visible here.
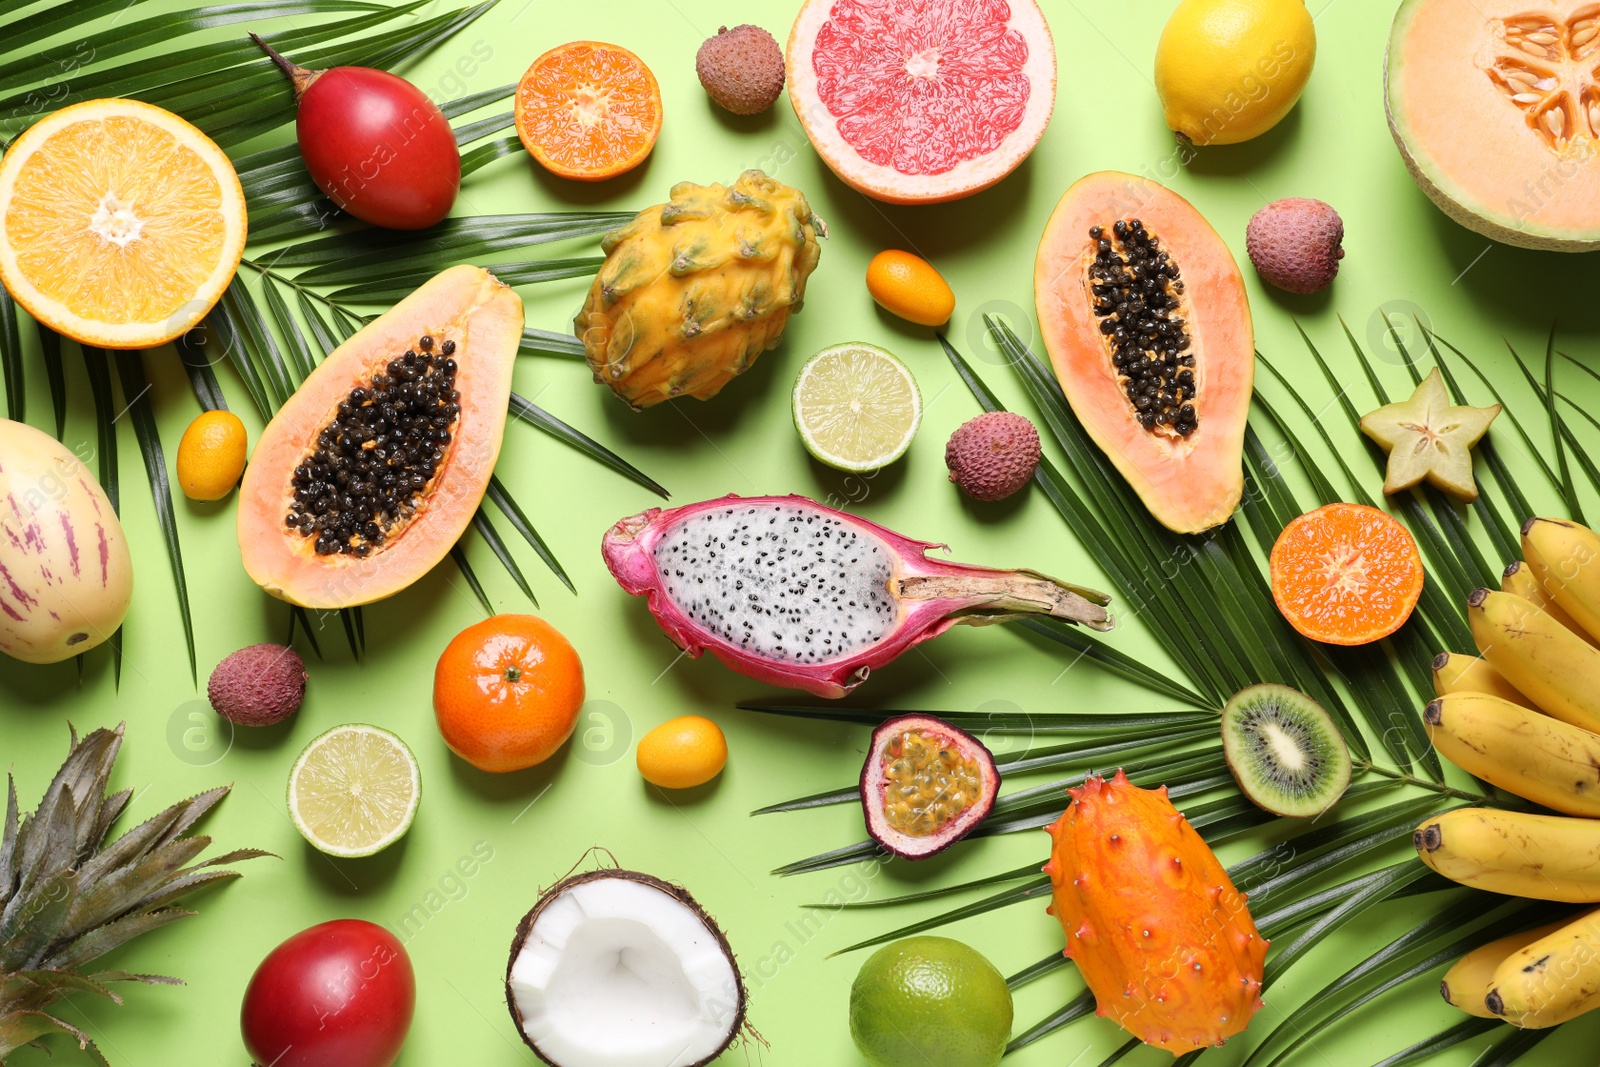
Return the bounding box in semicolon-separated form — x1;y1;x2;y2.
788;0;1056;203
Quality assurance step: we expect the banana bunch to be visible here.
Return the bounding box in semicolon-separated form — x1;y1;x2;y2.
1422;517;1600;1027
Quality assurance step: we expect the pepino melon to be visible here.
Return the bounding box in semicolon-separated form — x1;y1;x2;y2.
237;266;521;609
0;419;132;663
1387;0;1600;250
1035;172;1253;535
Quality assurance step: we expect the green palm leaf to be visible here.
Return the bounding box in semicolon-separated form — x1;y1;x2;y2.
112;354;196;684
0;286;19;422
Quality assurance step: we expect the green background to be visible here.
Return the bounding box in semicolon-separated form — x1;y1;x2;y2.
4;0;1600;1063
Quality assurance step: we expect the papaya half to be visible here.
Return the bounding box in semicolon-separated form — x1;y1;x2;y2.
1387;0;1600;250
1034;171;1252;535
238;265;522;609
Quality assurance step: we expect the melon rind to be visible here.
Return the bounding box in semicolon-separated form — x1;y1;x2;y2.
786;0;1057;204
1385;0;1600;252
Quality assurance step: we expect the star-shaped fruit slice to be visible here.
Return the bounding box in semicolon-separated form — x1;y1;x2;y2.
1359;368;1499;502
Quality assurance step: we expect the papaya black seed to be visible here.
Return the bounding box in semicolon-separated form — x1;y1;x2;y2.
284;336;460;555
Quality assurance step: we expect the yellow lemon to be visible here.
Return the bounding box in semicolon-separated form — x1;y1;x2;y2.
176;409;247;501
636;715;727;789
1154;0;1316;145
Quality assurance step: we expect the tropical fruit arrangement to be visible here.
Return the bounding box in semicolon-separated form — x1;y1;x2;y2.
5;0;1600;1063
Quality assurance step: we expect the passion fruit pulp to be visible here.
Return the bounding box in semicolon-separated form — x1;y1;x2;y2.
860;714;1000;860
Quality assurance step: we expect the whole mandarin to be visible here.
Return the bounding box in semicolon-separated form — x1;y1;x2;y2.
433;614;584;772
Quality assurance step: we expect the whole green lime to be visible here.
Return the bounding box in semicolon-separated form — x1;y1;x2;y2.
849;936;1013;1067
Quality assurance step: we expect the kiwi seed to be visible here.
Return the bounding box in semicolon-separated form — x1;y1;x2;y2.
1221;683;1352;818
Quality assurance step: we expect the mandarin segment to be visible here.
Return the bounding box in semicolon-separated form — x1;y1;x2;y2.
1269;502;1424;645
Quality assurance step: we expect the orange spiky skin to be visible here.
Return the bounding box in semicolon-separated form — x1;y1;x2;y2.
1045;769;1267;1055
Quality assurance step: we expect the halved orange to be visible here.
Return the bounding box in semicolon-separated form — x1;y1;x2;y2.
0;98;246;349
1270;502;1424;646
515;41;662;181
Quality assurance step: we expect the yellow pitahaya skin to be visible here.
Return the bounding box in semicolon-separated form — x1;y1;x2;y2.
1045;769;1267;1054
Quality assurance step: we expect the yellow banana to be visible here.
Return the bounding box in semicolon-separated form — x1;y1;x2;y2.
1441;918;1570;1017
1487;905;1600;1027
1468;588;1600;734
1414;807;1600;901
1503;557;1598;648
1523;517;1600;646
1431;651;1533;708
1424;693;1600;816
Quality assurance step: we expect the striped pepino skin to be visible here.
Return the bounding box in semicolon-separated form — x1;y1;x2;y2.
1045;769;1267;1054
0;419;131;663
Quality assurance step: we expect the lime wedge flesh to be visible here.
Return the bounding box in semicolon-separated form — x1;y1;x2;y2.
793;342;922;472
288;724;420;858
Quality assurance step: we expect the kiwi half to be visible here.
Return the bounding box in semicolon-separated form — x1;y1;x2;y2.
1222;683;1352;818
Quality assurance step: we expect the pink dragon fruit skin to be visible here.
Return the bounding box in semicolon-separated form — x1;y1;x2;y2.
602;494;1113;698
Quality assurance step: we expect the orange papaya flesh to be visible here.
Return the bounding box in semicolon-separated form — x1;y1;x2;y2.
238;265;522;609
1035;171;1252;534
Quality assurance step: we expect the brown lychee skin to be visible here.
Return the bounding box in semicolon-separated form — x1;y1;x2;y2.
946;412;1042;502
1245;198;1345;295
696;25;785;116
207;643;307;726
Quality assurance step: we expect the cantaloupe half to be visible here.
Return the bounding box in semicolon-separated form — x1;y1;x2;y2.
238;265;522;609
1035;172;1253;535
1387;0;1600;250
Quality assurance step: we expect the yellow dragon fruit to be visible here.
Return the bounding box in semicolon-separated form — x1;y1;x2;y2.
1046;770;1267;1054
575;170;825;409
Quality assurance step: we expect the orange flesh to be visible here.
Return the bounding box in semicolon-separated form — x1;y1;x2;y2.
1270;503;1425;646
1035;172;1253;534
238;266;521;609
1390;0;1600;237
880;729;983;837
515;41;662;181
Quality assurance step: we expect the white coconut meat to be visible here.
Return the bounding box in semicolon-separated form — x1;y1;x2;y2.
507;873;744;1067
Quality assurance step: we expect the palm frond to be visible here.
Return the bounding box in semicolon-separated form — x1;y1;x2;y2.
112;354;196;685
0;285;20;422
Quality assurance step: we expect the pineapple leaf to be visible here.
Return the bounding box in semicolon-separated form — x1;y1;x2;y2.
0;778;18;908
0;870;78;972
42;908;196;973
63;836;214;942
0;1009;108;1064
0;968;121;1009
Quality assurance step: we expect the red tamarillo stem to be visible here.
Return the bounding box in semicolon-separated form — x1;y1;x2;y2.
249;32;319;97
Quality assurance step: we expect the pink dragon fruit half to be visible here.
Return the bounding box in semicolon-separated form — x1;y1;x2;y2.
601;494;1114;698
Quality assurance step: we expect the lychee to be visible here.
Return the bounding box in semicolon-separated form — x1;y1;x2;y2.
695;25;784;116
208;643;307;726
1245;198;1345;295
945;411;1041;502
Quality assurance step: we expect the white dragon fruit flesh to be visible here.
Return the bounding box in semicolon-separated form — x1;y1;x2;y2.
601;495;1113;697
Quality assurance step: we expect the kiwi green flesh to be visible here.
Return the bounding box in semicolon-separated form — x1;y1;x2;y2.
1221;683;1352;818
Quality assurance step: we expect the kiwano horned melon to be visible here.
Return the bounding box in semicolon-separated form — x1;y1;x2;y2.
1035;172;1252;535
238;266;521;609
1387;0;1600;250
1046;770;1266;1054
0;419;132;662
576;170;824;410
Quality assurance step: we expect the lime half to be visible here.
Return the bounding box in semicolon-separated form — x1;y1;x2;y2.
793;342;922;472
287;724;420;858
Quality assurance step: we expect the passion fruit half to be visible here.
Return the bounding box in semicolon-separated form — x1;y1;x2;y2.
860;714;1000;860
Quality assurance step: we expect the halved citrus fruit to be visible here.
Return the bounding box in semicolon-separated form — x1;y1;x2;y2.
287;724;421;858
1270;502;1425;646
515;41;662;181
787;0;1057;203
0;98;246;349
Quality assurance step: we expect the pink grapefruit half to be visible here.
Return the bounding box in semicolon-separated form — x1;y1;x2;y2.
787;0;1057;204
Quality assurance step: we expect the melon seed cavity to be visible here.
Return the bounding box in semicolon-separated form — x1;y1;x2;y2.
285;334;460;557
1086;218;1196;436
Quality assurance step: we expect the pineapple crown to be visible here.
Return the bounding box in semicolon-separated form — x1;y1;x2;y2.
0;723;268;1064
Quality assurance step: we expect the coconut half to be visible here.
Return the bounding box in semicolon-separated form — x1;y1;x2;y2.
505;869;747;1067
